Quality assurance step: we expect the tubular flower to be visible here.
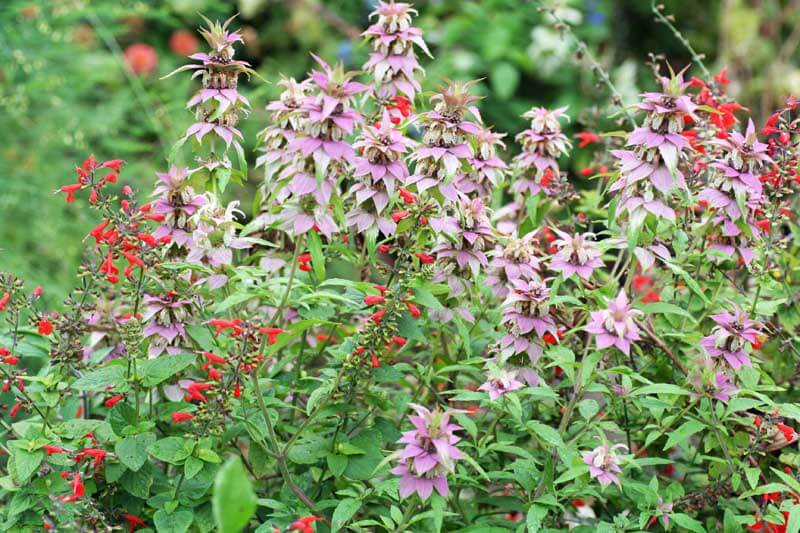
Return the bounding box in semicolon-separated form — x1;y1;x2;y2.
141;293;193;358
610;69;697;225
486;233;541;299
391;404;464;500
513;106;571;197
585;291;642;355
701;305;762;370
151;166;206;247
548;229;604;281
583;443;627;487
362;1;431;100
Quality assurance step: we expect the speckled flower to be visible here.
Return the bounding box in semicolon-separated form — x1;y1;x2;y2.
391;404;464;500
142;293;193;358
499;277;557;367
585;291;642;355
479;367;524;401
486;233;541;298
549;229;604;280
152;166;206;247
513;106;571;196
362;1;431;99
701;305;762;370
583;443;626;487
454;127;508;199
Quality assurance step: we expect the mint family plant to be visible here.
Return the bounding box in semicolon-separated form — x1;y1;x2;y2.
2;2;800;532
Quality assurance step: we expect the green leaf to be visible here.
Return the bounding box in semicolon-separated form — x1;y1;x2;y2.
664;420;705;450
213;457;257;533
491;62;519;100
154;509;193;533
185;456;204;479
121;465;154;498
636;302;697;323
670;513;706;532
197;448;221;463
138;354;196;387
666;262;710;304
72;365;127;391
9;449;42;484
307;231;326;281
526;504;548;532
344;429;384;480
149;437;194;464
331;498;361;532
430;493;445;533
631;383;691;396
116;432;156;472
326;453;348;478
527;421;564;447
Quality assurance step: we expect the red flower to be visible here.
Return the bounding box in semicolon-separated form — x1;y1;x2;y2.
259;327;284;345
632;275;654;292
371;309;386;324
641;290;661;304
124;43;158;75
0;293;9;311
415;253;435;264
9;402;23;418
776;423;797;443
62;473;85;502
59;183;83;203
207;368;222;380
186;382;214;402
209;318;243;336
233;382;241;399
370;354;380;368
291;515;321;533
391;336;407;347
363;295;385;306
542;332;558;345
378;244;391;253
398;188;416;204
43;445;67;456
169;29;199;56
77;447;108;465
122;513;146;532
38;317;53;336
203;351;228;366
405;301;421;318
104;395;124;408
172;412;195;423
391;210;411;223
714;66;731;85
575;131;601;148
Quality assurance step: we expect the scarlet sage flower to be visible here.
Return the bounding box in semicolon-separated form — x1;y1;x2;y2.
415;253;435;264
0;293;9;311
203;351;228;365
371;309;386;324
575;131;601;148
59;183;83;203
391;210;411;223
104;395;123;408
363;295;385;306
208;318;243;336
122;513;145;532
38;317;53;335
259;327;284;345
391;335;406;347
43;445;66;456
62;473;85;502
172;412;195;423
9;402;23;418
405;301;421;318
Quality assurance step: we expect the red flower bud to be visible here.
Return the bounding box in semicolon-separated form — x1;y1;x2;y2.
405;301;421;318
0;293;11;311
104;395;123;408
172;412;195;423
415;253;435;264
391;210;411;223
378;244;391;253
391;336;406;347
371;309;386;324
38;317;53;335
363;295;385;306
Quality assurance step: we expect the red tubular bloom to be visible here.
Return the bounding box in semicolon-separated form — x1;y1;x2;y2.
641;291;661;304
100;159;124;173
207;368;222;380
139;203;152;213
186;382;214;402
33;286;43;298
122;513;145;532
391;210;411;223
89;220;110;243
259;327;284;345
4;355;19;365
363;295;385;306
103;172;117;184
38;317;53;336
9;402;23;418
542;332;558;345
632;275;654;292
756;219;771;232
405;301;421;318
378;244;391;253
233;382;241;399
371;309;386;324
415;253;435;264
79;447;108;465
172;412;195;423
0;293;9;311
575;131;601;148
391;336;406;347
297;254;312;264
370;354;380;368
123;252;145;267
203;351;228;365
398;188;416;204
44;445;67;456
580;167;594;177
104;395;123;408
59;183;83;203
374;285;388;294
777;423;797;443
137;233;157;247
714;66;731;85
142;213;165;222
299;263;312;272
209;318;243;336
62;473;85;502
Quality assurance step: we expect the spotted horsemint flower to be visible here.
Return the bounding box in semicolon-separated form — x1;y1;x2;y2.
430;198;494;296
256;77;311;176
610;69;697;225
549;229;604;281
498;278;557;381
455;127;508;199
513;106;571;197
166;16;255;155
701;305;762;370
486;233;541;299
585;291;642;355
152;166;206;247
701;119;772;265
141;293;193;358
479;367;523;401
362;1;431;100
408;81;482;203
346;112;416;235
391;404;464;500
583;443;626;487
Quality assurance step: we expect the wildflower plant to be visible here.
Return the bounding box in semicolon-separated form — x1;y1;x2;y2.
4;4;800;533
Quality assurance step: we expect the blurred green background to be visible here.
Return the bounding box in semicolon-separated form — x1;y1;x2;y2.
1;0;798;303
